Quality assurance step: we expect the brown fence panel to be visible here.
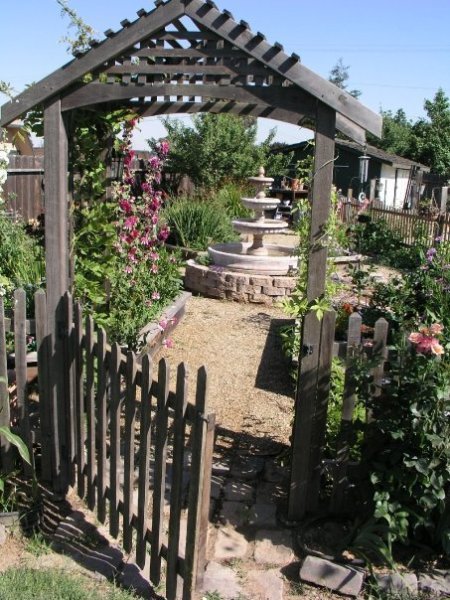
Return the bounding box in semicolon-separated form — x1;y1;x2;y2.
5;155;44;221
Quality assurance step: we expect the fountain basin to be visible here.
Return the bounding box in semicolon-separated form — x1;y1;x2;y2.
232;218;289;236
241;196;280;213
208;242;297;275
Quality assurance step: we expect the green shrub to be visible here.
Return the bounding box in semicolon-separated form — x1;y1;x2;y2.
213;182;252;219
0;212;44;287
163;197;237;250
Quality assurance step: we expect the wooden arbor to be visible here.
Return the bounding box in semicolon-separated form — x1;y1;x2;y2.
0;0;381;509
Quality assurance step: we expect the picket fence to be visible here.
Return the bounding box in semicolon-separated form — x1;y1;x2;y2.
0;288;215;600
339;200;450;247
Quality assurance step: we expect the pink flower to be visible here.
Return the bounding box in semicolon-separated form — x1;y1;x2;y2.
430;323;444;335
408;332;422;344
431;342;445;356
162;338;174;349
151;291;160;300
124;216;138;230
158;319;168;331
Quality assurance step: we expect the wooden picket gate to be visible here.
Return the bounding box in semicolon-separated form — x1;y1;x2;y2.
0;288;216;600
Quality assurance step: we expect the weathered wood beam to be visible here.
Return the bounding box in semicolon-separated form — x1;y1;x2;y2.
288;102;336;521
43;98;70;493
0;0;186;126
184;0;382;137
61;82;317;118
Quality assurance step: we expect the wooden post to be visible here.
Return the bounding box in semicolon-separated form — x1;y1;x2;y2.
0;297;12;472
44;98;70;492
288;102;336;521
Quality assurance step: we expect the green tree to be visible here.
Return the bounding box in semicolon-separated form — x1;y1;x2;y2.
329;58;361;99
367;108;414;157
410;88;450;175
152;113;286;190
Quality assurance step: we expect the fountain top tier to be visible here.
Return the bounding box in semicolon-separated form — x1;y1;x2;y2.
207;166;297;274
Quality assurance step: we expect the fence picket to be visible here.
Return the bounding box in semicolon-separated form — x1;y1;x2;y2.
85;315;96;510
64;292;76;484
331;312;362;513
109;342;122;538
14;288;33;476
166;363;189;599
368;318;389;422
74;302;85;498
136;354;153;568
123;351;138;553
150;358;170;586
35;290;51;482
183;366;211;599
0;297;12;471
96;328;108;523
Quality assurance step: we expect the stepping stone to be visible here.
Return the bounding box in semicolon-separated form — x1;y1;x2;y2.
219;501;249;528
214;527;249;560
231;457;265;480
210;475;225;500
245;569;284;600
263;460;288;483
247;503;277;528
201;561;242;600
254;529;294;566
299;556;364;597
375;573;418;595
224;481;254;503
419;571;450;596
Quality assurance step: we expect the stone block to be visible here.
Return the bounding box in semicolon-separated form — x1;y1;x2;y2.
237;283;262;294
249;294;273;305
273;276;296;288
247;503;277;528
219;501;249;528
225;274;249;285
224;481;254;503
231;456;265;480
201;561;242;600
264;459;289;483
249;276;269;286
214;527;249;560
254;529;294;566
262;286;284;296
375;572;418;595
418;571;450;596
299;556;364;597
225;291;248;302
245;569;283;600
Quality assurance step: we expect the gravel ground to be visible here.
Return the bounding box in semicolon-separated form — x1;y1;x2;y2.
156;295;295;455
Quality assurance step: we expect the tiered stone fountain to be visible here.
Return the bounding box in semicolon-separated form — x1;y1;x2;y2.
184;167;298;304
208;167;297;274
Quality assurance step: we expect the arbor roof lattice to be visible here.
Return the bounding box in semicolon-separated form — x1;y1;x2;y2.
0;0;382;142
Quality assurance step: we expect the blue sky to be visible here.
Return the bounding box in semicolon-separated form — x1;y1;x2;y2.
1;0;450;147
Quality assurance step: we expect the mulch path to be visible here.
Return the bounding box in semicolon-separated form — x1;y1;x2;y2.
156;295;295;458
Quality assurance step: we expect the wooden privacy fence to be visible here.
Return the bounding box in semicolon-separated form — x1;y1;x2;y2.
0;288;216;600
4;155;44;221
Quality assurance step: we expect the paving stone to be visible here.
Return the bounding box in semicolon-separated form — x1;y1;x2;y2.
201;561;243;600
264;460;288;483
254;529;294;566
375;572;418;595
244;569;284;600
224;480;254;503
231;456;265;480
247;503;277;528
299;556;364;597
214;527;249;560
419;571;450;596
219;501;249;528
210;475;225;500
212;459;231;476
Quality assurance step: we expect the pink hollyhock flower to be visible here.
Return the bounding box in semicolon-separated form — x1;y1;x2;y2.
408;332;423;344
124;216;138;230
159;140;170;155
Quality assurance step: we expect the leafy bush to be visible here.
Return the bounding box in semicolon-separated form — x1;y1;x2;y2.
107;247;182;349
0;212;44;287
349;218;422;269
163;197;237;251
213;182;252;219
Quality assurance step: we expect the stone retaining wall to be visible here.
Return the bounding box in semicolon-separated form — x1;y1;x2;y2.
184;260;296;305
